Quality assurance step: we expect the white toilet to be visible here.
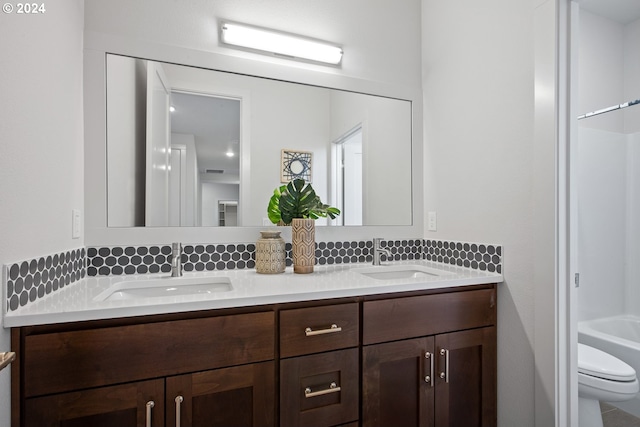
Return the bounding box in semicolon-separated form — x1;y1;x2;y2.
578;343;639;427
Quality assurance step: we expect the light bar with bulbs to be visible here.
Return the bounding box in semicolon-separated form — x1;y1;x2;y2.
220;21;343;65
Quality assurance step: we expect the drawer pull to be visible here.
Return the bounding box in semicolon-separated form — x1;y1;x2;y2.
145;400;154;427
304;381;341;398
305;324;342;336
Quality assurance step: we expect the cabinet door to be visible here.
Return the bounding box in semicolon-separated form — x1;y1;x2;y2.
166;361;275;427
434;327;497;427
24;379;164;427
362;337;435;427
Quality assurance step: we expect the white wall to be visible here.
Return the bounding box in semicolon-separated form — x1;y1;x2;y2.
249;79;331;226
202;184;240;227
164;64;331;226
106;55;147;226
330;91;412;226
84;0;422;88
0;2;85;426
167;63;411;227
422;0;539;425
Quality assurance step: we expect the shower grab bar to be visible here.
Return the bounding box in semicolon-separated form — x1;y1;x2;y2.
578;98;640;120
0;352;16;372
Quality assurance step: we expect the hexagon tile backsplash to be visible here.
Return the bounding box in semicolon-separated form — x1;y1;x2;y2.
5;248;86;313
4;239;501;313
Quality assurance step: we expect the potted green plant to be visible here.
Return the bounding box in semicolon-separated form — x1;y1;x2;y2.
267;179;340;225
267;179;340;273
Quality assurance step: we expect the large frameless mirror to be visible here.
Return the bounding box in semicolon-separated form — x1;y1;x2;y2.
105;54;413;228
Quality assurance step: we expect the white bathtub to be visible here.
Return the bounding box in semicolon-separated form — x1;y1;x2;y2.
579;315;640;417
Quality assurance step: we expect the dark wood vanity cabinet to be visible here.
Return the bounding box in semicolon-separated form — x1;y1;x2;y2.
362;288;497;427
15;311;275;427
24;379;166;427
166;361;275;427
12;284;497;427
279;303;360;427
24;366;276;427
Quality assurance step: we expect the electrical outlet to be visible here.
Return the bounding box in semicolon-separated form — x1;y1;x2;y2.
427;211;437;231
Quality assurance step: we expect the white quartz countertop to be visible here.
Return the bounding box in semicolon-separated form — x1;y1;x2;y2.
3;260;502;328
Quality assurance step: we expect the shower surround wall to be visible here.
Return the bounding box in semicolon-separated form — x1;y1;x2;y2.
577;10;640;321
627;134;640;315
577;127;629;320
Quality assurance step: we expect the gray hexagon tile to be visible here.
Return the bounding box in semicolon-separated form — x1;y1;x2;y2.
424;239;502;273
5;248;86;312
5;239;501;312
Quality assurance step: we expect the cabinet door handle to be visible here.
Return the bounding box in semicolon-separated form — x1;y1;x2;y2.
304;381;341;398
440;348;450;383
145;400;155;427
175;395;184;427
304;324;342;336
424;351;434;387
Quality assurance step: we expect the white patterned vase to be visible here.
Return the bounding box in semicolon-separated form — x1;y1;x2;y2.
255;230;286;274
291;218;315;274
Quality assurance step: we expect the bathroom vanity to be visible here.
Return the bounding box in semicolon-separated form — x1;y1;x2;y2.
8;261;499;427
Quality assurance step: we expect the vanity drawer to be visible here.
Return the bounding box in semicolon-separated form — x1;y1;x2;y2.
280;303;359;358
280;348;359;427
362;288;496;345
23;311;274;397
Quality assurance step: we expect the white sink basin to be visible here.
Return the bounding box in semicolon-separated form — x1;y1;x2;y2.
94;276;233;301
354;265;453;281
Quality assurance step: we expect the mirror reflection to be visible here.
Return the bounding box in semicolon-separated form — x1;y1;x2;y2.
105;54;412;227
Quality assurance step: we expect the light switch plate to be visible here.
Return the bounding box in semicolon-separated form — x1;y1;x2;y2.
72;209;82;239
427;211;437;231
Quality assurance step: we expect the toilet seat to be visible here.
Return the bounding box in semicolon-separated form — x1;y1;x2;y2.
578;343;636;382
578;371;639;398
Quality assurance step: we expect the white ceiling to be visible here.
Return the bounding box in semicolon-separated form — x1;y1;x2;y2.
170;92;240;177
579;0;640;24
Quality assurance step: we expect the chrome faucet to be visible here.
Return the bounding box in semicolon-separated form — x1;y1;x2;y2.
171;243;183;277
372;238;392;266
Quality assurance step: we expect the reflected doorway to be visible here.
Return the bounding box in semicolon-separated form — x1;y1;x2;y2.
170;91;241;227
333;126;363;226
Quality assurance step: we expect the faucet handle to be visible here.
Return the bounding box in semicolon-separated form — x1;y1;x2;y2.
373;237;384;247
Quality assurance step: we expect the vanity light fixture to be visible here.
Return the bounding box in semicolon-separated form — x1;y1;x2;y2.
220;21;343;65
226;150;235;157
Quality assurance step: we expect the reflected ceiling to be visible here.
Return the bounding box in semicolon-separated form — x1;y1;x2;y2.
171;92;240;178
